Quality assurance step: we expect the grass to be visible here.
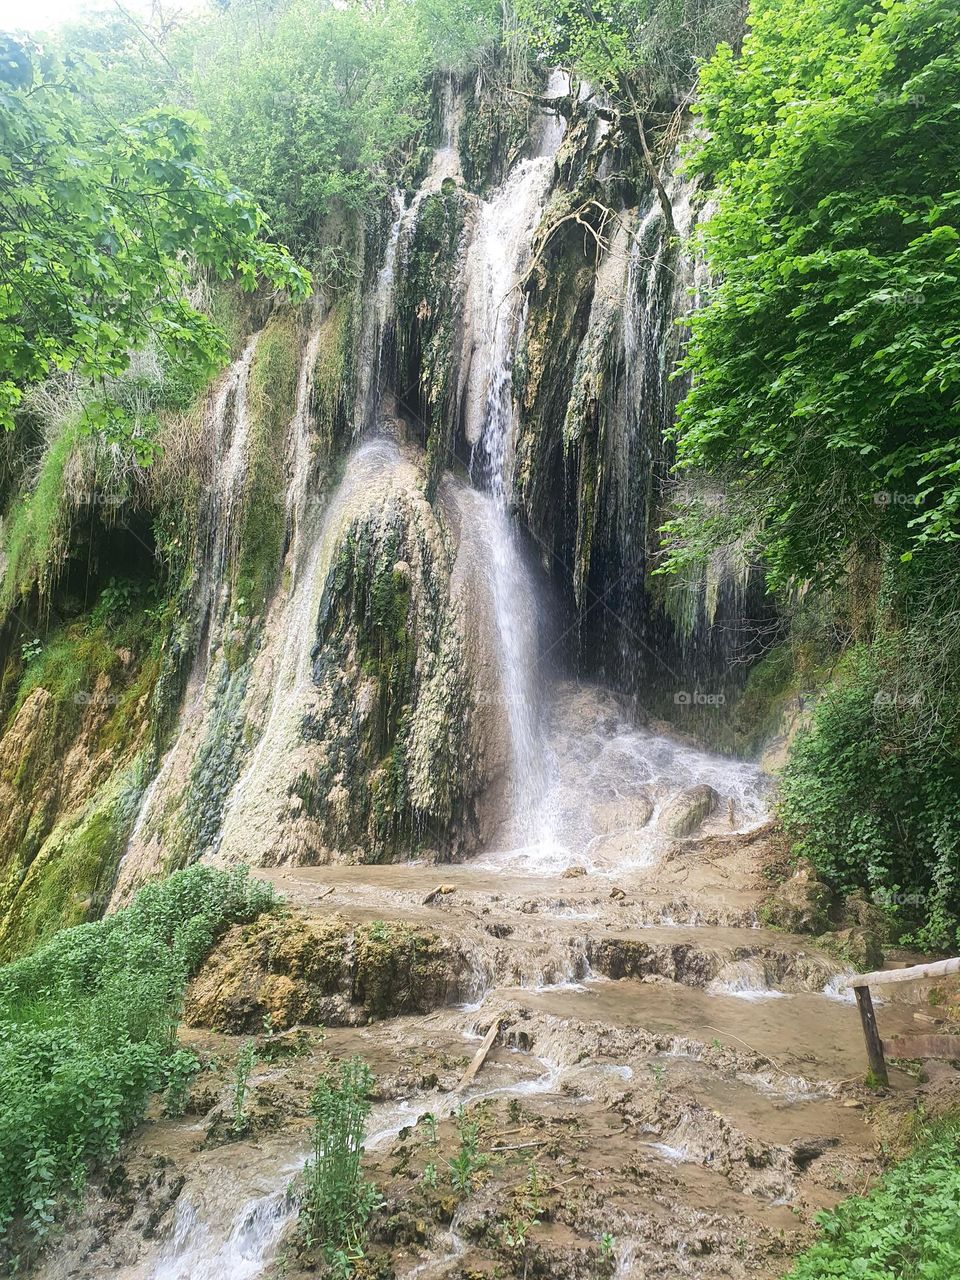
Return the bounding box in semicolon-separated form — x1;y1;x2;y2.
0;419;78;618
0;865;278;1252
784;1117;960;1279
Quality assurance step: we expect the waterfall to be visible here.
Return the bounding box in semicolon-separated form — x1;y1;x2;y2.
459;92;567;835
111;336;261;900
354;188;408;438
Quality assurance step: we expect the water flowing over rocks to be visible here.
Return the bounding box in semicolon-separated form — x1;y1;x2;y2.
9;67;940;1280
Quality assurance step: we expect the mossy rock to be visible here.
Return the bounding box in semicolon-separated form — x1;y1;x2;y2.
815;926;884;973
185;909;457;1031
353;921;456;1017
759;863;833;935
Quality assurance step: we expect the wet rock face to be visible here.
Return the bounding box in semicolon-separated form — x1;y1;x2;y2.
294;475;482;864
184;910;459;1031
657;784;719;837
759;862;833;935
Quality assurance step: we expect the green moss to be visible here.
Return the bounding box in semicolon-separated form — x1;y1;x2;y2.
313;296;357;458
0;418;80;619
353;921;451;1018
0;760;147;960
295;491;476;863
234;312;300;617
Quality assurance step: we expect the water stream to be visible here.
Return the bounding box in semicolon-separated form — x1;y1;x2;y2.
74;73;880;1280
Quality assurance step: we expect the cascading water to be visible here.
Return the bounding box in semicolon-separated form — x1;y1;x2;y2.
460;90;568;834
112;335;261;899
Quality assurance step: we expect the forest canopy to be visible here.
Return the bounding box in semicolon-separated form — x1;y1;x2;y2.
0;34;309;442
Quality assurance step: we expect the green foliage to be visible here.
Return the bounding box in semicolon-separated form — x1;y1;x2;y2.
0;865;277;1246
230;1039;257;1134
300;1056;380;1269
779;644;960;950
162;1048;200;1118
784;1118;960;1279
0;35;309;439
516;0;737;105
449;1106;487;1196
190;0;501;247
670;0;960;586
235;313;299;616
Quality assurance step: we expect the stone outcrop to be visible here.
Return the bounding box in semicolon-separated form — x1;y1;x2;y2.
656;784;719;837
184;909;460;1031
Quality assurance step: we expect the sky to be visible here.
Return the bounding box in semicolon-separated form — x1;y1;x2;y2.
1;0;199;33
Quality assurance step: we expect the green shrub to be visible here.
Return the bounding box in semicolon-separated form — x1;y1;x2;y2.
0;866;277;1246
779;647;960;950
300;1056;380;1268
784;1119;960;1279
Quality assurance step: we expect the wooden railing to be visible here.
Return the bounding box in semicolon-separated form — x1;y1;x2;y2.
843;958;960;1086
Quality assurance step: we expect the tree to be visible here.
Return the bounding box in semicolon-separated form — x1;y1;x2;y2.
189;0;501;248
514;0;742;233
0;35;310;439
667;0;960;588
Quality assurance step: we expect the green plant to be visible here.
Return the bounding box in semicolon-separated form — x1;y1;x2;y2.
163;1049;201;1118
449;1106;487;1196
779;645;960;949
421;1161;438;1190
600;1231;615;1260
502;1160;543;1272
230;1040;257;1135
784;1118;960;1278
0;865;277;1244
19;638;41;664
299;1057;381;1269
421;1111;439;1148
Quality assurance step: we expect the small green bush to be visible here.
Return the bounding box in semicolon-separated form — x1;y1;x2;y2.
784;1119;960;1279
0;865;277;1245
779;647;960;949
300;1056;380;1268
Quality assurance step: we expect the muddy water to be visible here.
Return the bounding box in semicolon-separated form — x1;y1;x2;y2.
45;684;927;1280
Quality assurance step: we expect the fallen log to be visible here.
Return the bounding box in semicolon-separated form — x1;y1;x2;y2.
456;1018;501;1090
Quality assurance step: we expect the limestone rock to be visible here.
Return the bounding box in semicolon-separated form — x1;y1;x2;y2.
815;926;884;973
185;910;459;1031
657;784;718;838
760;862;832;934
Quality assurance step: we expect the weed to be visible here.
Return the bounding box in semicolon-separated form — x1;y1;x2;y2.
784;1117;960;1278
300;1056;381;1270
449;1106;487;1196
502;1161;543;1274
163;1049;200;1117
231;1040;257;1134
0;865;277;1242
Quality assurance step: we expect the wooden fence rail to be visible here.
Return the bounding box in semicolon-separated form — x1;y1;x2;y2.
841;958;960;1086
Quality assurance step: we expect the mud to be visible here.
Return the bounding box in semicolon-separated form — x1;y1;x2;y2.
33;777;944;1280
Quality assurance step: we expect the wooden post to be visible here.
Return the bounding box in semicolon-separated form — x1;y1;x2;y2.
854;986;888;1086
